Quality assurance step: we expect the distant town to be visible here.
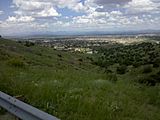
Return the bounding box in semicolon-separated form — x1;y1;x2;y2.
10;35;160;54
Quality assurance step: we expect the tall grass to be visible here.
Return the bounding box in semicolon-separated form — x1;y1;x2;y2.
0;39;160;120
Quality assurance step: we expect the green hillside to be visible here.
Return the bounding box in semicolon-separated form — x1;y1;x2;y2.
0;38;160;120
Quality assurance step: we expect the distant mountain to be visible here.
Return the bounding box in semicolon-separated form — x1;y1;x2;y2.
4;29;160;38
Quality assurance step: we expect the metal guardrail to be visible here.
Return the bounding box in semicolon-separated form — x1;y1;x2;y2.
0;91;59;120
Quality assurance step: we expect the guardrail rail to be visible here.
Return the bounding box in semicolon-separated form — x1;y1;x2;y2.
0;91;59;120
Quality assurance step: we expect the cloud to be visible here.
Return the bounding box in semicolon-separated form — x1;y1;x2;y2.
0;20;49;36
12;0;52;11
12;0;60;17
72;11;122;26
125;0;160;13
0;0;160;36
53;0;89;12
0;10;4;15
36;8;60;17
87;0;160;14
69;7;160;31
6;16;35;23
12;0;88;17
93;0;131;5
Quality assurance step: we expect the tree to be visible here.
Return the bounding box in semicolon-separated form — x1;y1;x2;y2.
24;41;35;47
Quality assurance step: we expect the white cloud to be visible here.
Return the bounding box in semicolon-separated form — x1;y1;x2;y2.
12;0;88;17
0;21;49;36
72;11;123;25
125;0;159;13
37;8;60;17
93;0;131;5
12;0;60;17
53;0;88;12
0;10;3;15
6;16;35;23
13;0;52;11
69;8;160;30
1;0;160;35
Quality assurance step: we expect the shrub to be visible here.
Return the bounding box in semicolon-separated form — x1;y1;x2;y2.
57;54;62;58
116;65;127;74
24;41;35;47
78;58;83;62
138;76;156;86
107;73;118;82
137;73;160;86
150;74;160;84
153;57;160;68
105;69;113;73
17;41;22;43
0;49;10;60
0;107;6;115
133;62;141;68
36;52;42;56
157;71;160;75
142;65;152;73
7;58;25;68
86;57;93;62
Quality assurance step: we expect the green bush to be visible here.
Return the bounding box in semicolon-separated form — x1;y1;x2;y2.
78;58;83;62
137;76;156;86
137;72;160;86
116;65;127;74
153;57;160;68
7;58;25;68
0;50;10;60
107;73;118;82
142;65;152;73
24;41;35;47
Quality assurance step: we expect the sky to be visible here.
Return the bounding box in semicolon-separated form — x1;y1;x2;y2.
0;0;160;36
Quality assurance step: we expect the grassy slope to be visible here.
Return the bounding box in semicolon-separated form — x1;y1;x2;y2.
0;38;160;120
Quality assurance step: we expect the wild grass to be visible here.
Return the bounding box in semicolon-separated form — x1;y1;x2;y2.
0;38;160;120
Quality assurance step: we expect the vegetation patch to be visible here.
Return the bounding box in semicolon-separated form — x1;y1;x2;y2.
136;72;160;86
0;38;160;120
7;58;25;68
142;65;152;73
